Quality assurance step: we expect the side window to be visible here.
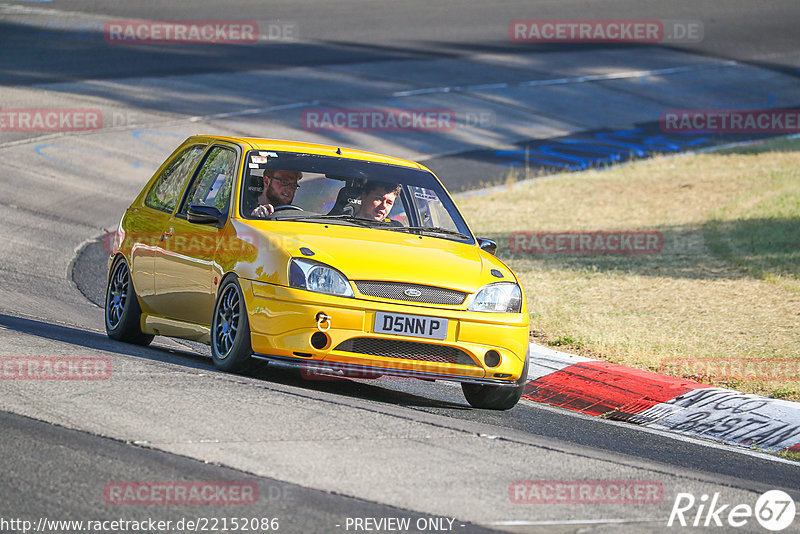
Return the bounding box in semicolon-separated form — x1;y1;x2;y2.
387;191;408;226
179;146;237;215
145;145;205;213
410;186;458;231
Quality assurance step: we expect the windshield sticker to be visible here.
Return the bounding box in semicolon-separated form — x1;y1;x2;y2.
250;155;268;164
248;163;260;169
259;151;278;157
414;189;439;201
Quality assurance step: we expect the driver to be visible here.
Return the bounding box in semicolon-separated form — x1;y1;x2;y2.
251;169;302;217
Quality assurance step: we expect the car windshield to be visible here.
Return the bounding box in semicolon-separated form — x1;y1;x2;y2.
239;150;474;243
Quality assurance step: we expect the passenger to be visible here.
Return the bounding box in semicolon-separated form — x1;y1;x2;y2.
251;169;302;217
356;181;402;222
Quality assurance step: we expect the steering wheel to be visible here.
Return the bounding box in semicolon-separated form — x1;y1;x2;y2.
273;204;304;212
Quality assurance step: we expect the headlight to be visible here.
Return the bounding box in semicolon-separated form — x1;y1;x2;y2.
468;282;522;313
289;258;354;297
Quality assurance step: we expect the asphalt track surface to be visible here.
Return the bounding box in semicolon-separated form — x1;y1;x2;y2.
3;0;800;86
3;410;497;533
1;1;800;533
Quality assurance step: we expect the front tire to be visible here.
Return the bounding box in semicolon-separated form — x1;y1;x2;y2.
462;354;529;410
105;257;154;346
211;277;253;372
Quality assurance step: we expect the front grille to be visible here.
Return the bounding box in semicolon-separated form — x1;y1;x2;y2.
335;337;477;366
354;281;467;305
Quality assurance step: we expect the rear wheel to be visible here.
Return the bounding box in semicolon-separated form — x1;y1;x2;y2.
211;277;253;372
105;258;154;346
462;355;529;410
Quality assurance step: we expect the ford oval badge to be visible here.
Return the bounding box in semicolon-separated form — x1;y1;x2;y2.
404;288;422;297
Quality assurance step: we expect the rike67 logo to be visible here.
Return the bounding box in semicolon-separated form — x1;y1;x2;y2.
668;490;796;531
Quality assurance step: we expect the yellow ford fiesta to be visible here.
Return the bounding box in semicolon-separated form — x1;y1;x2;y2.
106;135;529;409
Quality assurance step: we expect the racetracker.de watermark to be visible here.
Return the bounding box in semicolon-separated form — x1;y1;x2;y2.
508;231;663;255
300;364;399;381
301;108;457;132
509;480;663;504
659;358;800;383
0;108;102;133
104;482;258;505
104;20;297;44
1;357;111;380
510;19;703;43
102;230;262;256
661;109;800;133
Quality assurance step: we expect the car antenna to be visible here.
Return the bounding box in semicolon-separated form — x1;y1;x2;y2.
336;147;342;155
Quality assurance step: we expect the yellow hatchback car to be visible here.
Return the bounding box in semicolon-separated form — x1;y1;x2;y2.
105;135;529;409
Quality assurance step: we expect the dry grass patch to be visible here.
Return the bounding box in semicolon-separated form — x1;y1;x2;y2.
457;138;800;399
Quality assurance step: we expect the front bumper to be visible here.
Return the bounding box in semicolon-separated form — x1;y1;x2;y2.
241;279;529;384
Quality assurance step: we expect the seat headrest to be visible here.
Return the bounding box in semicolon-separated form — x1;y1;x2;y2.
328;186;362;216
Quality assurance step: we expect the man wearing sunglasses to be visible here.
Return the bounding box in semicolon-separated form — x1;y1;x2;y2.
250;169;302;217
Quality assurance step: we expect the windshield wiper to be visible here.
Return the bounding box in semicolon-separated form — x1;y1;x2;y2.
281;214;392;227
279;215;465;238
387;226;471;239
282;214;352;221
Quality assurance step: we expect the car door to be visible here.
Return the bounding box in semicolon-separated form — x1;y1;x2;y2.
132;144;206;312
154;144;238;325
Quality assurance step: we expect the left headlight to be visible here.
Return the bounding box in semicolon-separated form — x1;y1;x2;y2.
289;258;354;297
467;282;522;313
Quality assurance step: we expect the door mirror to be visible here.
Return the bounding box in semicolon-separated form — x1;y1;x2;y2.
187;205;225;227
478;238;497;255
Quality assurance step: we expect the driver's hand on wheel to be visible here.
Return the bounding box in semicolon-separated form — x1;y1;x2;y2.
251;204;274;217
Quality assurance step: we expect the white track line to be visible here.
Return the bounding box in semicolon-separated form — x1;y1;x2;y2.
0;100;320;150
489;518;662;526
392;60;739;97
187;101;317;122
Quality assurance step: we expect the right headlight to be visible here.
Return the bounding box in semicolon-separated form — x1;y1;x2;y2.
467;282;522;313
289;258;354;297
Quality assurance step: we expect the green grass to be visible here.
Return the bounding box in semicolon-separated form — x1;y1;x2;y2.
780;450;800;460
457;137;800;399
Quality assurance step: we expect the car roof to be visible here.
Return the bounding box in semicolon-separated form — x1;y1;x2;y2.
192;135;425;170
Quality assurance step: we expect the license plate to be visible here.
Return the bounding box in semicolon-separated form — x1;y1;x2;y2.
374;312;449;340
